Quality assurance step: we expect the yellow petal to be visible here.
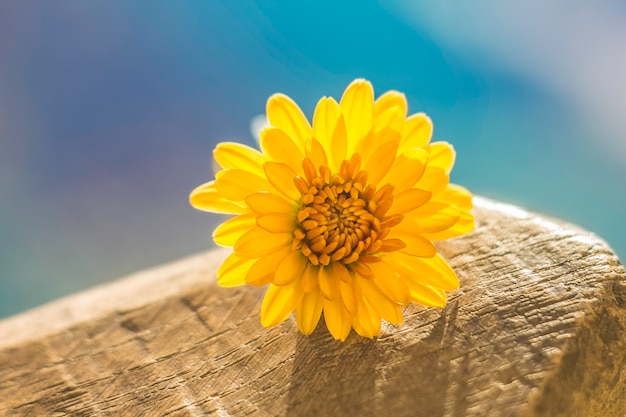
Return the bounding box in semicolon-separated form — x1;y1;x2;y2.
415;167;449;196
257;213;297;233
423;209;474;241
215;169;272;201
385;251;459;291
339;279;357;314
387;188;431;216
355;276;403;325
385;302;403;325
189;181;246;214
352;297;381;338
312;96;341;151
401;202;461;234
355;128;402;165
213;142;266;177
374;90;407;120
302;263;319;293
304;137;329;170
260;127;304;174
266;93;312;152
274;251;307;286
245;192;295;215
261;280;301;328
296;288;324;335
329;114;348;170
369;261;411;305
418;253;460;290
245;246;292;286
434;183;473;209
234;227;292;259
351;262;373;278
340;79;374;153
399;113;433;154
213;213;256;247
318;265;340;300
323;297;352;341
428;142;456;174
363;140;398;185
217;253;256;287
381;148;428;192
264;162;301;201
418;183;474;240
332;262;352;283
372;105;405;136
407;283;447;308
388;229;437;258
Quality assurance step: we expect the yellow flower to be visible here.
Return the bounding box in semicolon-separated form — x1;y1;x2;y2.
190;79;474;341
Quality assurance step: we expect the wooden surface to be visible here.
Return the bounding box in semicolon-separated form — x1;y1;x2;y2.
0;197;625;417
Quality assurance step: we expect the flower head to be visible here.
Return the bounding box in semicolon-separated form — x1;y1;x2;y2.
190;79;474;341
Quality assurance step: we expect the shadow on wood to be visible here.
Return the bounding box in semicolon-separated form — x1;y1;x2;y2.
0;197;625;416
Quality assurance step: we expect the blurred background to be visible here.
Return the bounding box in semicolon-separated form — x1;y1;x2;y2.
1;1;625;318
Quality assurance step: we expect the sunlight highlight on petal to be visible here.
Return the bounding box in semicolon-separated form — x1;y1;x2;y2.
189;181;246;214
372;105;405;136
267;93;312;151
340;79;374;152
214;142;266;177
399;113;433;154
428;142;456;174
312;97;341;151
374;90;407;120
213;213;256;247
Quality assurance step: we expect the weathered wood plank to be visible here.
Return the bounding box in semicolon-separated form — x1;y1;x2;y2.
0;197;624;417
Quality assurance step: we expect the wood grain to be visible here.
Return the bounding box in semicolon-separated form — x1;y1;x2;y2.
0;197;624;417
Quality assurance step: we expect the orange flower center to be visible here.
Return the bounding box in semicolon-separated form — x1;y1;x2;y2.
291;154;404;269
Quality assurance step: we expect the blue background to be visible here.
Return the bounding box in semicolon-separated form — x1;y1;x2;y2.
1;1;625;318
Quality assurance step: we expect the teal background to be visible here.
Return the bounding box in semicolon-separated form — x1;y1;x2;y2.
1;1;625;318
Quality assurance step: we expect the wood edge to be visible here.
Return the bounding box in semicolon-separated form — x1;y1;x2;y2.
523;264;626;416
474;197;623;263
0;248;229;350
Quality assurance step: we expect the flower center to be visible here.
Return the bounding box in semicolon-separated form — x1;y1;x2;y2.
292;154;401;267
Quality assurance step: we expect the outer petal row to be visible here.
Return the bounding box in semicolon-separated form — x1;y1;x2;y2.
213;142;266;177
190;181;246;214
340;79;374;154
398;113;433;154
266;93;312;152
